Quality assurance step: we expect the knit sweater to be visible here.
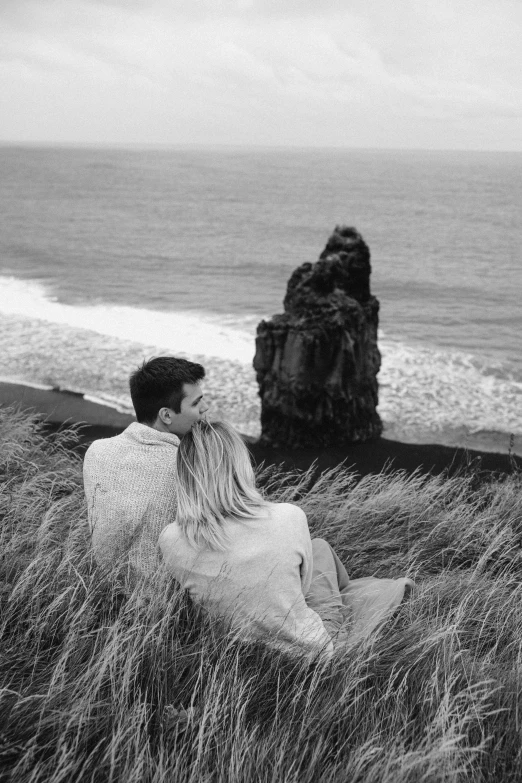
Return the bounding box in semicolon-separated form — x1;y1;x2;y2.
158;502;334;659
83;422;179;584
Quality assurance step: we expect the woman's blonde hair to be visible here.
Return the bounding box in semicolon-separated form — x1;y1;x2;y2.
176;420;269;551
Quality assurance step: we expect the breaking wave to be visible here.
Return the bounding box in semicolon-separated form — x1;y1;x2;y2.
0;276;520;452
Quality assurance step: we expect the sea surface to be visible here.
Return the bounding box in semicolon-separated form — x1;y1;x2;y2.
0;145;521;452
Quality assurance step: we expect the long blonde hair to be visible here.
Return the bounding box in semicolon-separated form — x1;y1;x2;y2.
176;420;269;551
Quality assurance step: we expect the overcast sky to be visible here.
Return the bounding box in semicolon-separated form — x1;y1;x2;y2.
1;0;520;149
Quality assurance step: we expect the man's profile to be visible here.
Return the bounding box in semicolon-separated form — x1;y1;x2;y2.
83;356;208;585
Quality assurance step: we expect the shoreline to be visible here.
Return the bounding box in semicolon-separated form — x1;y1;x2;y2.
1;380;519;479
1;308;521;454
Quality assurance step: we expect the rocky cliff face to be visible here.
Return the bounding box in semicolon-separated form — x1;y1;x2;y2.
253;226;382;448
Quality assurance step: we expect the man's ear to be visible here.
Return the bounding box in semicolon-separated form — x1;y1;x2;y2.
158;407;173;425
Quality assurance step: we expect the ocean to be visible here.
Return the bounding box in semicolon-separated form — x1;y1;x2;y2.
0;145;520;453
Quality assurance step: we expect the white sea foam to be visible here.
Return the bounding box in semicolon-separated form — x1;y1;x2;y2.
378;336;522;446
83;393;134;415
0;275;521;451
0;276;256;364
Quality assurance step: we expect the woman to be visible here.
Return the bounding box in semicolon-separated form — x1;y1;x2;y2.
159;421;413;659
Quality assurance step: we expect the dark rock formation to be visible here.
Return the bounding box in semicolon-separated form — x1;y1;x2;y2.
253;226;382;448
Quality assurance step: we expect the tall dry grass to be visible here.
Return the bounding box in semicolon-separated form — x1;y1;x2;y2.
1;405;521;782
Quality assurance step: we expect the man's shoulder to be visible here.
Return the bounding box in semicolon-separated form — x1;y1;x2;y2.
84;431;124;455
83;429;131;469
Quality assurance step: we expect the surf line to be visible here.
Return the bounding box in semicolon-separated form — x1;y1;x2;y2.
0;375;133;416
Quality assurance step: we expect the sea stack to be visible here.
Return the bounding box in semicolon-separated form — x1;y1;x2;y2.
253;226;382;448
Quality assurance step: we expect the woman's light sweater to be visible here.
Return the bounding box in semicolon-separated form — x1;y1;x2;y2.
83;422;180;584
159;502;334;659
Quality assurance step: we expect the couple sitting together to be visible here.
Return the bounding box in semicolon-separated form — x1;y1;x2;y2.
83;356;413;660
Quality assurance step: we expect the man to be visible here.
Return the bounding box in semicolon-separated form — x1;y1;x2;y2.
83;356;208;585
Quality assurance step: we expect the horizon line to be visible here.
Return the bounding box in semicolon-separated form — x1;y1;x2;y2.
0;141;521;155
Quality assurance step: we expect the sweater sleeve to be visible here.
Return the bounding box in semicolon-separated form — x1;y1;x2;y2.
281;506;334;660
293;506;314;596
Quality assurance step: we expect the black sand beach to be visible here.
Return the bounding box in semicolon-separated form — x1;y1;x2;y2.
1;380;519;479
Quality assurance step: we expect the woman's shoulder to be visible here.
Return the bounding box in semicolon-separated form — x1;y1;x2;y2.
158;522;183;553
266;502;307;528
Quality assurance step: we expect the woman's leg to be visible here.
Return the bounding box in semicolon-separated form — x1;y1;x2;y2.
307;539;415;646
340;576;415;643
306;538;351;635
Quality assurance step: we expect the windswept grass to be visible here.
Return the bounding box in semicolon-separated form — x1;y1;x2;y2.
1;405;521;782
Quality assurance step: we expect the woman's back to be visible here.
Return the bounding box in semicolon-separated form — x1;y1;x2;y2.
159;501;333;659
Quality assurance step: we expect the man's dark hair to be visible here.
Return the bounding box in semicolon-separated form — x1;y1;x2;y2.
129;356;205;424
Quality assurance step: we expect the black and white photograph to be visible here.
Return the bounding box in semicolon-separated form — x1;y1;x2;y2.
0;1;521;780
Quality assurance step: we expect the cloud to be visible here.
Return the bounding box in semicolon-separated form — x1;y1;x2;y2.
0;0;520;148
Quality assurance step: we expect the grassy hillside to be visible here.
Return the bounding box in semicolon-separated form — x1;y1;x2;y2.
1;406;521;782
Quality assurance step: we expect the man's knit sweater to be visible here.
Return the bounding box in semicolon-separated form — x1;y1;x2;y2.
83;422;180;583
